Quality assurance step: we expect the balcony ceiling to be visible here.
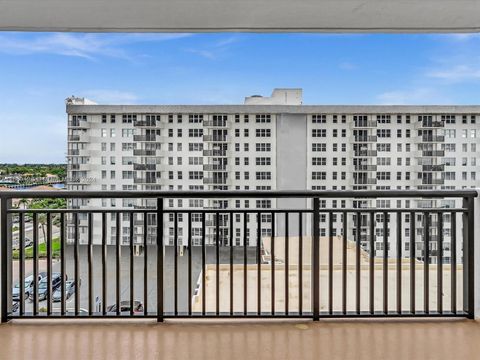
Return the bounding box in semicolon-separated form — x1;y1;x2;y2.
0;0;480;32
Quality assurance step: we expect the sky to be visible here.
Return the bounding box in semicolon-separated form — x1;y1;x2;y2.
0;32;480;163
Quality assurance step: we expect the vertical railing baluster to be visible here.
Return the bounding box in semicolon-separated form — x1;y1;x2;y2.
356;211;361;315
342;211;347;315
229;213;234;316
156;198;164;322
0;197;12;322
463;197;475;319
215;211;220;316
115;212;120;316
451;211;456;314
257;212;261;316
410;211;415;314
369;212;375;315
33;212;38;316
129;212;134;316
298;212;303;316
243;212;247;316
19;213;24;316
284;212;288;315
74;212;79;316
144;213;148;316
60;212;66;316
312;198;320;321
383;211;388;315
101;212;107;316
88;212;93;315
201;212;206;316
396;212;402;314
47;213;52;316
328;211;333;315
188;212;192;316
271;213;275;315
424;212;430;314
437;212;443;314
174;212;178;316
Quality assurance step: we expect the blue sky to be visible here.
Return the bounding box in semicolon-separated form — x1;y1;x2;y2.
0;32;479;163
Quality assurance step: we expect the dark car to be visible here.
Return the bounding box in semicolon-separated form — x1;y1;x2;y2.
106;301;144;314
52;279;80;302
12;272;47;301
30;273;65;301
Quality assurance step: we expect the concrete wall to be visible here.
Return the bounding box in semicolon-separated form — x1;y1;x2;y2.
2;0;480;32
275;113;308;236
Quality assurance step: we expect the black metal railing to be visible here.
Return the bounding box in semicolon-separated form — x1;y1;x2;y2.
0;190;476;322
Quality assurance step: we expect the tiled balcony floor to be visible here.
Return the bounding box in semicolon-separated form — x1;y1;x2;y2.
1;318;479;360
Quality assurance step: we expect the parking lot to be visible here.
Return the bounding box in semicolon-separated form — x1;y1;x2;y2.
11;245;260;315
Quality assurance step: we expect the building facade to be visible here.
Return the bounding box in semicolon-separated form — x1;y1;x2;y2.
66;89;480;263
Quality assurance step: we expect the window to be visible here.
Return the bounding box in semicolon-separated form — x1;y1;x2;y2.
188;129;203;137
256;143;271;152
377;129;391;138
312;129;326;137
189;143;203;151
122;114;136;123
312;171;326;180
312;114;326;123
255;114;271;123
256;129;271;137
376;114;391;123
189;114;203;123
255;157;271;165
189;171;203;180
256;172;271;180
312;157;326;165
312;143;326;152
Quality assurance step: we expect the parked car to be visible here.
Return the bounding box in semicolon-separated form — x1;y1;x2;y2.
24;237;33;248
52;279;80;302
30;273;66;301
106;301;144;314
12;237;33;250
12;272;47;301
11;301;19;313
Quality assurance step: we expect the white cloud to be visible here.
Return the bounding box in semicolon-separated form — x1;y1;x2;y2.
338;61;357;70
0;33;192;60
376;88;449;105
80;89;139;104
427;64;480;81
437;33;480;42
186;35;241;60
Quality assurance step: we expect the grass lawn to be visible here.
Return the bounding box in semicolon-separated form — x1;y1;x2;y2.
12;238;61;259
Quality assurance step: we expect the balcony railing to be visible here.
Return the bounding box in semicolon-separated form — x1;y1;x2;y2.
203;135;228;142
0;189;476;323
354;165;377;172
133;149;156;156
352;121;377;128
133;134;157;142
133;163;157;171
353;135;377;142
354;150;377;157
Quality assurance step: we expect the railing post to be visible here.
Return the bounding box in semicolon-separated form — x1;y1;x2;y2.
463;196;475;319
157;197;164;322
312;197;320;321
0;197;12;323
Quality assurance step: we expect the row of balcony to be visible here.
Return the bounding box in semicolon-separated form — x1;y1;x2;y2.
418;135;445;142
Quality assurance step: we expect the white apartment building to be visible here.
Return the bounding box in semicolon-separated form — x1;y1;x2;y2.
66;88;480;263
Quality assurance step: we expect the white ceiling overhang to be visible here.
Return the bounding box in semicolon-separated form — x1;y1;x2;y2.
1;0;480;32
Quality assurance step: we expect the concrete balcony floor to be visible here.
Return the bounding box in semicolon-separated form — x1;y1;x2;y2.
1;318;480;360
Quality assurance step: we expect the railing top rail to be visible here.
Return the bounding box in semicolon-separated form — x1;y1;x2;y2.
0;189;477;199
